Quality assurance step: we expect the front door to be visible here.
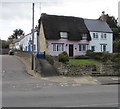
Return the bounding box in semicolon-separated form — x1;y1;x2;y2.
69;44;74;57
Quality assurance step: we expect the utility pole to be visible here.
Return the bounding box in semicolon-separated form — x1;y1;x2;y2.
32;3;34;70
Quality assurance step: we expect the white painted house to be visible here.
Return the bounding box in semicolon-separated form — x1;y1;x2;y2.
84;19;113;53
13;31;38;53
20;31;38;52
13;36;24;50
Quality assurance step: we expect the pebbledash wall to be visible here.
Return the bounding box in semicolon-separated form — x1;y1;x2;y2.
47;39;89;56
89;32;113;53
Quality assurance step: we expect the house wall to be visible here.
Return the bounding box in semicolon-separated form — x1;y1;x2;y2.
89;32;113;53
9;43;15;49
47;39;89;56
20;32;38;52
15;42;20;50
39;23;47;53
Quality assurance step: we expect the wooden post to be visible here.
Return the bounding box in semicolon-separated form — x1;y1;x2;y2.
32;3;35;70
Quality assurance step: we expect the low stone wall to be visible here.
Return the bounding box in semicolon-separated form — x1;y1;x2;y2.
54;61;120;76
15;51;32;64
15;52;120;76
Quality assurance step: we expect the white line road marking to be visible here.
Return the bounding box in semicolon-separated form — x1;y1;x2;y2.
112;78;119;81
63;102;119;107
72;84;81;86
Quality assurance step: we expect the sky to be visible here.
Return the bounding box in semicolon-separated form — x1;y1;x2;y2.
0;0;120;40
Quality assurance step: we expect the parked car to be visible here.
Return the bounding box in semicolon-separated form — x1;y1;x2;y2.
8;49;14;55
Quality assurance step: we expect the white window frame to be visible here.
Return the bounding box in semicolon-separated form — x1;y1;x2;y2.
93;33;98;39
101;33;107;39
104;33;107;39
60;32;68;39
79;44;89;51
52;43;64;52
101;44;107;52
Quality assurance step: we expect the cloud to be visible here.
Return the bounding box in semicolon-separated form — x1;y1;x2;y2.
1;3;31;20
0;0;119;40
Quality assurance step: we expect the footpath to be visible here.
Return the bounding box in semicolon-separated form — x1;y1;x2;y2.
16;55;119;85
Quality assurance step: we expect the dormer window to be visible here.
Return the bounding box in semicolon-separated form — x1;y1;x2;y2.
60;32;68;39
81;34;87;40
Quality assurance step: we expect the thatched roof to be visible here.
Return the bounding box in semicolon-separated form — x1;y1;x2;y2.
39;13;91;41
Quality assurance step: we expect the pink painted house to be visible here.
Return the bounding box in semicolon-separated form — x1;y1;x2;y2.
38;13;91;57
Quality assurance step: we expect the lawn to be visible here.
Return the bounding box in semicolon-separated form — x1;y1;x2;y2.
67;59;103;65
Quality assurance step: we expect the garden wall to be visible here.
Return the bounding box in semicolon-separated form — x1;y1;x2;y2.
15;51;32;64
54;61;120;76
15;52;120;76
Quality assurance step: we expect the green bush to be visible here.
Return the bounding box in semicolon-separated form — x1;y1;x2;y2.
86;50;94;58
111;53;120;62
86;50;120;63
46;55;54;65
75;55;90;59
113;40;120;53
58;51;69;63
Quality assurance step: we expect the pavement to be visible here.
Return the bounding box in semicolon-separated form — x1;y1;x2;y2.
16;55;120;85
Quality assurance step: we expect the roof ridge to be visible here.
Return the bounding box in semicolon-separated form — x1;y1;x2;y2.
41;13;83;19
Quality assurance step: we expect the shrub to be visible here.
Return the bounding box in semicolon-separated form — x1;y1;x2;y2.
75;55;90;59
86;50;94;58
113;40;120;53
58;51;69;63
46;55;54;65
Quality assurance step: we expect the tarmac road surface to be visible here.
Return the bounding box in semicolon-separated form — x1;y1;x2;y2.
2;55;119;107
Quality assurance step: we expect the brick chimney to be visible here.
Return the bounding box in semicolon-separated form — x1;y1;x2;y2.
100;11;108;21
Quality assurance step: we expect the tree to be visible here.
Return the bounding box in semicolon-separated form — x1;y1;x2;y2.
106;15;118;28
113;40;120;53
7;29;24;44
13;29;24;39
105;15;119;40
106;15;119;40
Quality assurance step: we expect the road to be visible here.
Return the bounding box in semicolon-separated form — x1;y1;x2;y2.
2;55;119;107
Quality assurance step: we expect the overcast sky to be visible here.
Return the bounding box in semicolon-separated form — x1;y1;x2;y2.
0;0;119;40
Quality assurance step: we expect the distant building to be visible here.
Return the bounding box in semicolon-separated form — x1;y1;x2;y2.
13;30;38;53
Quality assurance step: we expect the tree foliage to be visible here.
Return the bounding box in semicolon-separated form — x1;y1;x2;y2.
13;29;24;39
113;40;120;53
7;29;24;44
106;15;119;40
106;15;118;28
